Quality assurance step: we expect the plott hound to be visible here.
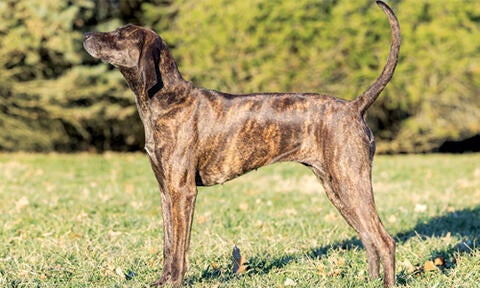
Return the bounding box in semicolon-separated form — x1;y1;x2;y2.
84;1;400;286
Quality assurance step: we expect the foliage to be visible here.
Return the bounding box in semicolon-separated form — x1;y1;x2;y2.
0;0;479;152
377;0;480;152
0;0;145;151
157;0;480;153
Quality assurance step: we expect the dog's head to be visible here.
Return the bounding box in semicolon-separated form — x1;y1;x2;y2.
83;24;184;97
83;24;156;68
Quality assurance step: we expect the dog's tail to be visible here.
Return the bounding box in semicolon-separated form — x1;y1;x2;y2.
352;1;400;115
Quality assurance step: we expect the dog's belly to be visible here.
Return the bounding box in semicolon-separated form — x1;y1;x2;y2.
197;147;298;186
196;121;306;186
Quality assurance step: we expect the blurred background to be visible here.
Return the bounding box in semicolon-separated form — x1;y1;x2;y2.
0;0;478;154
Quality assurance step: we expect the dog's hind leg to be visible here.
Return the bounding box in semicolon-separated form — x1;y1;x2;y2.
310;149;395;287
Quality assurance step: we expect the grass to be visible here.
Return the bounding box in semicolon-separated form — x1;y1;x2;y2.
0;153;479;287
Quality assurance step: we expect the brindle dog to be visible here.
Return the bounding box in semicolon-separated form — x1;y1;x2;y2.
84;1;400;287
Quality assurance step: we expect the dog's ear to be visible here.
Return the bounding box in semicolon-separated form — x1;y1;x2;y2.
138;29;183;99
146;40;164;98
138;32;164;99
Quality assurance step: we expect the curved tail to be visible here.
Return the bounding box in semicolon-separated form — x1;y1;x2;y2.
352;1;400;114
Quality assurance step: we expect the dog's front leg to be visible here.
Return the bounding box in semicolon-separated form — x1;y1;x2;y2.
149;162;198;287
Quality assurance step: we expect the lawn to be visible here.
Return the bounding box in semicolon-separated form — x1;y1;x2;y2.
0;153;479;287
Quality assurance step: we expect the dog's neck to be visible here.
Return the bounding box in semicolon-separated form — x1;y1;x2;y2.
119;41;186;105
119;67;143;97
118;42;192;141
144;37;185;97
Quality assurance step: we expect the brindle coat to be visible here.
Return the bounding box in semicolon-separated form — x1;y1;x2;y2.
83;1;400;287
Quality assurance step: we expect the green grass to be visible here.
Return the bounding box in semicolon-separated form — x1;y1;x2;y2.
0;153;479;287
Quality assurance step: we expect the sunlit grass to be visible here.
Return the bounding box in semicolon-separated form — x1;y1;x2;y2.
0;153;479;287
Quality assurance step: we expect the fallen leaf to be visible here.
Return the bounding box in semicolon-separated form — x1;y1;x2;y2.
284;208;297;216
211;261;219;269
401;259;416;274
239;203;249;211
130;201;143;209
115;267;125;279
15;196;29;211
106;262;115;272
284;278;296;286
82;187;90;198
232;245;248;274
124;183;135;194
197;215;207;224
415;204;427;213
387;215;397;223
69;231;82;239
35;169;44;176
329;269;342;277
434;256;445;266
445;231;452;240
108;230;122;240
318;265;327;276
423;260;437;272
324;211;339;222
76;211;88;221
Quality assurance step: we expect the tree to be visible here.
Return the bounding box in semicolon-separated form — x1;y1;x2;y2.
148;0;480;153
0;0;146;151
0;0;479;153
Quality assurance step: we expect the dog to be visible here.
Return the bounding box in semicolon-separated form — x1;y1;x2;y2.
83;1;400;286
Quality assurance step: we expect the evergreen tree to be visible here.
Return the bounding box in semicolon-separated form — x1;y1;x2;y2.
0;0;479;152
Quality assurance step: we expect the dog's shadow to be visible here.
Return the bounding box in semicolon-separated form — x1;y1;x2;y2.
190;206;480;285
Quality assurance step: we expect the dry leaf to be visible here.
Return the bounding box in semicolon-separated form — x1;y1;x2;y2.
69;231;82;239
445;231;452;240
284;278;296;286
423;260;437;272
239;203;249;211
434;256;445;266
284;208;297;216
76;211;88;221
115;267;126;279
197;215;207;224
124;183;135;194
329;268;342;277
387;215;397;223
108;230;122;240
324;211;339;222
15;196;29;211
106;261;115;272
232;245;248;274
401;259;416;274
211;261;219;269
318;265;327;276
415;204;427;213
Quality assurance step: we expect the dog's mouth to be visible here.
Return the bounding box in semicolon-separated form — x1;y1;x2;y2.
83;34;101;59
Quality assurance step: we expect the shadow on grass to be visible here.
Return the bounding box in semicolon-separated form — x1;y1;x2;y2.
394;206;480;285
190;206;479;285
395;206;480;243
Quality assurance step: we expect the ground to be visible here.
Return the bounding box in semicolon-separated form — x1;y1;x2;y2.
0;153;479;287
